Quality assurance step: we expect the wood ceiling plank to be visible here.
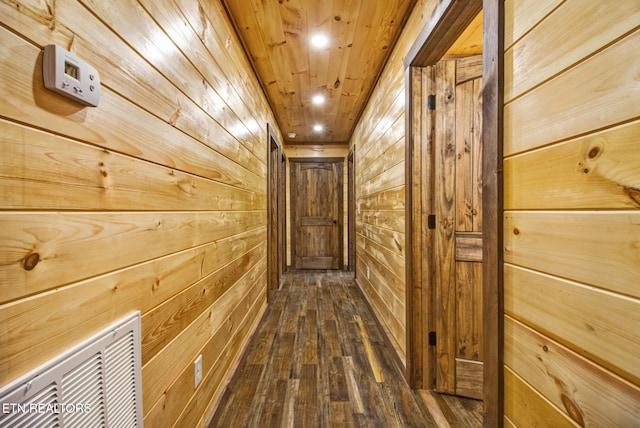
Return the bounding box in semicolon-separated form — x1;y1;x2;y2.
222;0;420;144
324;0;361;134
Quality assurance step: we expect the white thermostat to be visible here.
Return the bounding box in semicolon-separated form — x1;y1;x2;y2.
42;44;100;107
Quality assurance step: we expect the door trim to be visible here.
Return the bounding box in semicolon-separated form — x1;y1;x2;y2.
404;0;503;426
267;124;284;297
289;157;344;270
347;147;356;272
480;1;504;425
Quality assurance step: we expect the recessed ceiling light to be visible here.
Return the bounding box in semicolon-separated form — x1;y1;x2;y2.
288;132;296;138
313;124;323;132
311;34;328;48
312;94;325;105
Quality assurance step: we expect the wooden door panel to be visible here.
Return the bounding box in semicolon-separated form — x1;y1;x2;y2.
291;159;343;270
434;56;483;399
434;59;457;394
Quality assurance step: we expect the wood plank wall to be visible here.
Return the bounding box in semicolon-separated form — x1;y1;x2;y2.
349;0;438;364
0;0;278;426
503;0;640;426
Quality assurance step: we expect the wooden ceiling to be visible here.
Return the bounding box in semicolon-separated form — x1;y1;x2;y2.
222;0;417;145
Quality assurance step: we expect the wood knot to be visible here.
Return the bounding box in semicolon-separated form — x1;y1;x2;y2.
561;394;585;427
624;186;640;208
587;146;600;159
513;228;520;235
23;253;40;271
542;345;548;352
334;15;341;21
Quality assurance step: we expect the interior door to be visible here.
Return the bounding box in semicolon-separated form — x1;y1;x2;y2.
434;56;484;399
291;159;343;270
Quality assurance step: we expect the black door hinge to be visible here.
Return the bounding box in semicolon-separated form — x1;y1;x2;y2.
427;214;436;230
428;331;437;346
427;94;436;110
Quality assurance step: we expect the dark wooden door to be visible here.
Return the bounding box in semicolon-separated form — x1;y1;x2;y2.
434;56;484;399
291;159;343;270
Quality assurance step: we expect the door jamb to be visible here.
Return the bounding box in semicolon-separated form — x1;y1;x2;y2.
267;124;283;298
347;147;356;272
404;0;503;426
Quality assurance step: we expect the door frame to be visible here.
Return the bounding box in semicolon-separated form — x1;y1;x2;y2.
289;157;344;270
267;124;284;297
404;0;503;426
347;147;356;272
280;151;288;277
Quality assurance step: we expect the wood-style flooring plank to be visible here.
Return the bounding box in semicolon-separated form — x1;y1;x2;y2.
209;271;438;427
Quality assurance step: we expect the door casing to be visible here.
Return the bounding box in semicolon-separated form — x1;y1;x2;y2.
267;125;285;297
404;0;503;426
348;147;356;272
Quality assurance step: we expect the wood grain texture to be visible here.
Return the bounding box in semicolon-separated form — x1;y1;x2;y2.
505;0;640;102
406;65;437;389
424;390;483;428
352;4;441;343
0;226;264;385
141;244;266;364
0;1;275;427
504;264;640;385
405;0;482;67
290;159;343;269
0;120;265;211
504;29;640;156
455;359;483;400
404;4;487;400
222;0;416;144
503;2;640;427
142;258;266;413
505;316;640;427
445;12;483;61
144;268;266;427
504;211;640;297
482;0;504;424
0;211;264;303
434;59;457;394
455;233;483;262
0;1;267;177
504;120;640;210
504;366;579;428
209;271;437;427
503;0;562;49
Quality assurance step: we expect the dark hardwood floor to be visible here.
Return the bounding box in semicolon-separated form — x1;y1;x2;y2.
208;271;480;427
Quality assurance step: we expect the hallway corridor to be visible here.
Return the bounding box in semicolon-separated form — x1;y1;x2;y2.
208;271;437;427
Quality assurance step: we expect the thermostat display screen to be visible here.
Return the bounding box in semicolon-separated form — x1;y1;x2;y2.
64;61;79;80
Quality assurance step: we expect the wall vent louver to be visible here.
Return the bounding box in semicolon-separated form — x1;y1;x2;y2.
0;312;143;428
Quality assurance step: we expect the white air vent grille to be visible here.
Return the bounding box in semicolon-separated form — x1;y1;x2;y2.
0;312;143;428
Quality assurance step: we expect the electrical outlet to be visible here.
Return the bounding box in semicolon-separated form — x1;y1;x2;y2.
194;354;203;388
366;267;370;279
